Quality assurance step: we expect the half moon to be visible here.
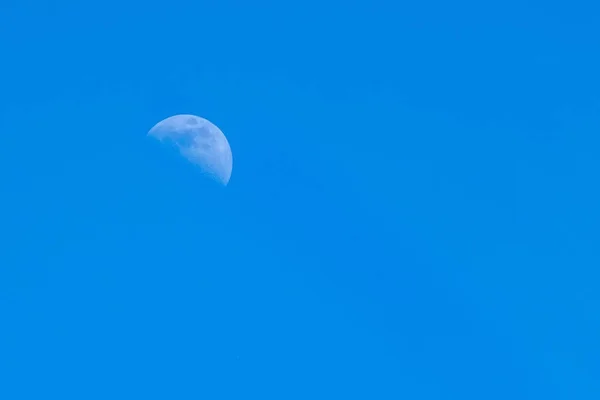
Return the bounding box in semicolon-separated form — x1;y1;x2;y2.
148;114;233;186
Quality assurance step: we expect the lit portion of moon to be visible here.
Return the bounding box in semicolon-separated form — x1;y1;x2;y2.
148;114;233;186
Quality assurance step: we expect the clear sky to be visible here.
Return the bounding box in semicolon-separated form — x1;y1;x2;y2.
1;1;599;398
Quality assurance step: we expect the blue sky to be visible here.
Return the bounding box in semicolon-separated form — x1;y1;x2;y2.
1;0;599;398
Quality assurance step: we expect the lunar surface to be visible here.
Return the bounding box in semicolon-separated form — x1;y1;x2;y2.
148;114;233;186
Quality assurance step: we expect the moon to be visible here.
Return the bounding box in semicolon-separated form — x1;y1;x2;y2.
148;114;233;186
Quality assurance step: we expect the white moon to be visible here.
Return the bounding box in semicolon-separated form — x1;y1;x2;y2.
148;114;233;186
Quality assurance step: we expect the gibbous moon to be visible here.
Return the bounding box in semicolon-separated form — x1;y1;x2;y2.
148;114;233;186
